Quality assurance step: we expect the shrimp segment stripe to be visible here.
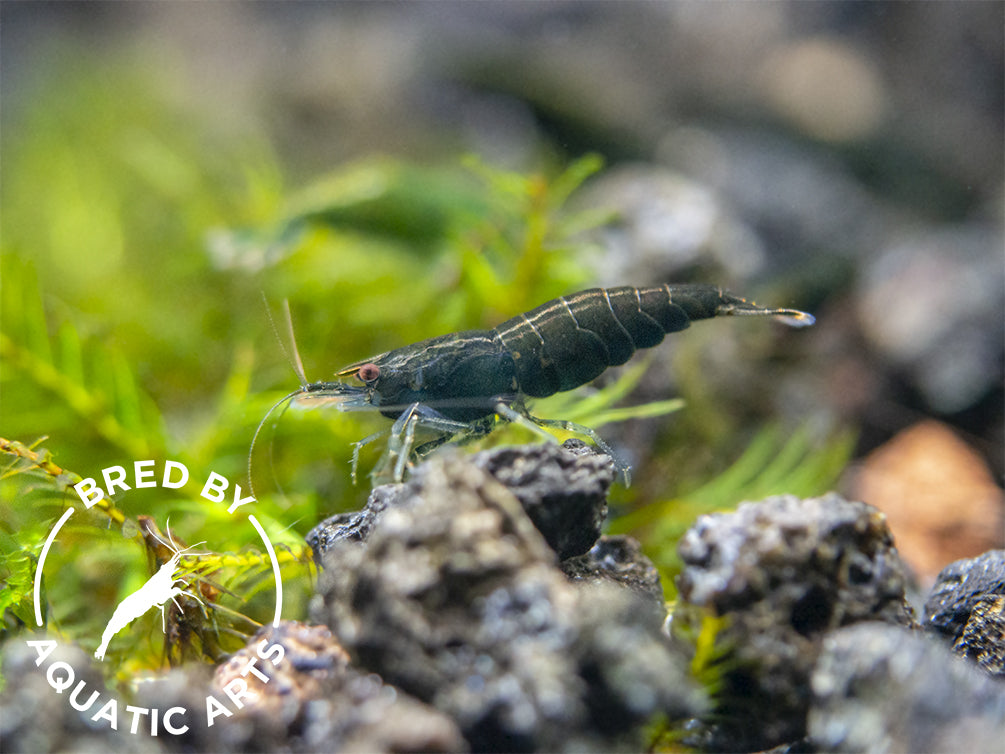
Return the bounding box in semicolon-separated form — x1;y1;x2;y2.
494;286;697;397
602;288;638;352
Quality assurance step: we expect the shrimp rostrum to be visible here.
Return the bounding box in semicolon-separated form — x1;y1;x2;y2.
257;284;814;485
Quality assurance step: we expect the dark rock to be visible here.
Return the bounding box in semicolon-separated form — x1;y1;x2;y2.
923;550;1005;677
306;484;401;566
308;440;614;566
471;440;614;560
924;550;1005;636
312;453;702;752
560;534;665;609
671;493;916;751
808;622;1005;753
573;583;706;736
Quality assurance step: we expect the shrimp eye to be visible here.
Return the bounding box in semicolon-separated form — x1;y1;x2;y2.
357;363;381;383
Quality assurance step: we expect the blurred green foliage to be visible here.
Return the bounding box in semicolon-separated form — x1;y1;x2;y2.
1;58;851;678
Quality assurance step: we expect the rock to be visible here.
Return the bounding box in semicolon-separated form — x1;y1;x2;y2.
306;484;400;566
573;582;705;736
469;440;615;560
308;441;614;565
924;550;1005;676
924;550;1005;638
132;620;465;753
952;596;1005;677
311;452;702;752
0;640;163;753
211;621;351;729
671;493;916;751
560;534;665;610
808;622;1005;753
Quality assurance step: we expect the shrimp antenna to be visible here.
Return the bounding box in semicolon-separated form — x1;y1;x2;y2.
262;293;309;388
251;294;315;502
164;519;206;555
247;388;302;501
138;516;173;553
283;300;310;388
147;518;174;552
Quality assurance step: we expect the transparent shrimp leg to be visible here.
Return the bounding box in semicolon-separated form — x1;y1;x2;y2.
494;402;631;486
373;403;478;483
351;429;390;484
392;408;420;482
350;409;471;483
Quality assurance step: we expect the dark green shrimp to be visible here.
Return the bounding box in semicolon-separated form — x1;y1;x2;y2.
257;284;814;485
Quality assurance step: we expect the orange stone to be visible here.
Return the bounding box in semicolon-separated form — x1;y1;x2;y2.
848;420;1004;586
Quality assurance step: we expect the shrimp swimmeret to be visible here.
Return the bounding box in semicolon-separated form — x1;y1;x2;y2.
94;533;204;661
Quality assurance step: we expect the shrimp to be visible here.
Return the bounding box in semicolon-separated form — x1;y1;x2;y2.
252;284;814;486
94;524;205;661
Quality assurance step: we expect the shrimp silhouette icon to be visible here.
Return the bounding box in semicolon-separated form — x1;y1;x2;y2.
94;526;205;661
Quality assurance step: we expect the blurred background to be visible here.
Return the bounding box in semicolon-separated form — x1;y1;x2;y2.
2;1;1002;656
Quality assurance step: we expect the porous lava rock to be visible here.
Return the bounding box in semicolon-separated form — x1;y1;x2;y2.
308;440;614;565
560;534;665;611
924;549;1005;676
306;483;399;566
808;622;1005;753
471;439;615;559
311;451;702;752
671;492;916;751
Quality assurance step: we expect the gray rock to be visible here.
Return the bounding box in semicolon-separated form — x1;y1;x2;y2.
311;452;702;752
132;620;466;753
560;534;665;610
469;439;615;560
0;640;163;753
809;622;1005;753
671;493;916;751
307;441;613;566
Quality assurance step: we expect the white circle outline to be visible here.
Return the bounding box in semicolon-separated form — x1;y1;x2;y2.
33;507;74;626
33;505;284;631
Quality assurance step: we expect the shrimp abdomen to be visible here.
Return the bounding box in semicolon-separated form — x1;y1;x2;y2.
494;285;804;398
